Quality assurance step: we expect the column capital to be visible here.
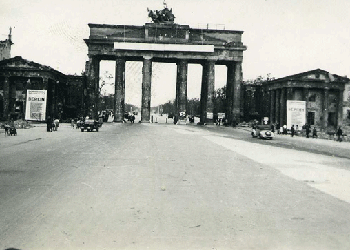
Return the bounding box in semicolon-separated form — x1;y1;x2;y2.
143;56;153;60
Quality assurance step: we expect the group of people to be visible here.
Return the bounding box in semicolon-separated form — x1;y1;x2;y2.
279;123;344;142
46;116;59;132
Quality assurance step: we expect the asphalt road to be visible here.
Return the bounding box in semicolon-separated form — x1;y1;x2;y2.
1;123;350;250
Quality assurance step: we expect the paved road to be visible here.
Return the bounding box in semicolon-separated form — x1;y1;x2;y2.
1;123;350;250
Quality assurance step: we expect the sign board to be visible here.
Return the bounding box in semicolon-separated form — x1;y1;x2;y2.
263;117;269;125
207;112;213;119
287;100;306;129
25;90;47;121
218;113;225;119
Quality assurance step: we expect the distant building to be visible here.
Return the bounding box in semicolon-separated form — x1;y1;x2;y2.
0;28;13;61
262;69;350;131
0;56;86;121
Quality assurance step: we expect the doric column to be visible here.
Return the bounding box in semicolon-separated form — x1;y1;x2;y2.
43;77;50;119
232;62;242;124
270;90;276;124
86;56;100;119
337;89;344;127
303;87;309;124
200;60;215;124
280;88;287;126
141;56;152;123
275;89;281;126
226;63;234;124
114;58;126;122
3;76;10;120
175;59;188;117
9;79;16;114
323;88;329;130
52;80;57;117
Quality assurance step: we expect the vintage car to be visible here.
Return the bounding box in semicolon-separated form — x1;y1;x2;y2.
251;125;274;139
81;119;99;132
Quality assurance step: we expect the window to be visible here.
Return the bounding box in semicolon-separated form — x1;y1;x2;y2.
307;112;315;125
328;112;337;127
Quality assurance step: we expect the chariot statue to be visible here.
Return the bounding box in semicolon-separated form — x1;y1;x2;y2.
147;1;175;24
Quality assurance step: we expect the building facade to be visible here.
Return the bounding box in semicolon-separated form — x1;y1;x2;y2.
263;69;349;131
0;56;86;121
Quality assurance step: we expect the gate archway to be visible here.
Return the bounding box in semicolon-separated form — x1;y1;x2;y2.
84;19;246;125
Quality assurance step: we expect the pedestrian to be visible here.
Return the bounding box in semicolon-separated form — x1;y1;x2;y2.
46;116;52;132
296;125;299;136
54;118;59;131
305;124;310;138
291;125;295;137
283;125;287;135
271;124;275;133
337;126;343;142
312;127;318;138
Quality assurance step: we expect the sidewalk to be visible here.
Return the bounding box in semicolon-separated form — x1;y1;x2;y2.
0;123;75;148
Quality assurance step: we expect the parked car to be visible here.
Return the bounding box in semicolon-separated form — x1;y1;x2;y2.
251;125;274;139
81;119;99;132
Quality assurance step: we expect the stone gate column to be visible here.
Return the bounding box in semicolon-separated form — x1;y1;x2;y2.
232;62;242;125
86;56;100;119
175;59;188;117
200;60;215;124
226;63;234;125
3;76;10;120
141;56;152;123
114;58;126;122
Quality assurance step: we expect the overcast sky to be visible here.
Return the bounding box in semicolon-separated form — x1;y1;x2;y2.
1;0;350;106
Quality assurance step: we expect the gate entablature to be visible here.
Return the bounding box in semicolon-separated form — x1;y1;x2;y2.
84;23;246;63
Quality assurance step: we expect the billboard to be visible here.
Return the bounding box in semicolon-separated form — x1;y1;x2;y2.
287;100;306;129
25;90;47;121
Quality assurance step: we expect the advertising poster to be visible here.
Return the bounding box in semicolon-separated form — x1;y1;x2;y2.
287;100;306;129
25;90;47;121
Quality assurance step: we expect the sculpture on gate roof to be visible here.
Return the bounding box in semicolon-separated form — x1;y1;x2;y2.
147;0;175;24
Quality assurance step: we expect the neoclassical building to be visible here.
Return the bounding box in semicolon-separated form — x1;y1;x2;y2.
263;69;349;131
0;56;86;121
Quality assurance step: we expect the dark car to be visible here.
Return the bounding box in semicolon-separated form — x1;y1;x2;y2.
81;119;99;132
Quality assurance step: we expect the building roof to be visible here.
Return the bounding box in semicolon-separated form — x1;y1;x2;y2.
0;56;65;76
267;69;349;84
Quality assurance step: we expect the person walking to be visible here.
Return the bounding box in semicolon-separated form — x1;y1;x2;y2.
291;125;295;137
312;127;318;138
337;127;343;142
46;116;52;132
305;124;310;138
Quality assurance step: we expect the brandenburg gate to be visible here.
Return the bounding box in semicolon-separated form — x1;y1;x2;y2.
84;7;246;124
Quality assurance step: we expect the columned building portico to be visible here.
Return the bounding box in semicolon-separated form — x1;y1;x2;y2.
264;69;349;131
0;56;79;121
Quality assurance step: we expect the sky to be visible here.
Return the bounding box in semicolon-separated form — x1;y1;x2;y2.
1;0;350;106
